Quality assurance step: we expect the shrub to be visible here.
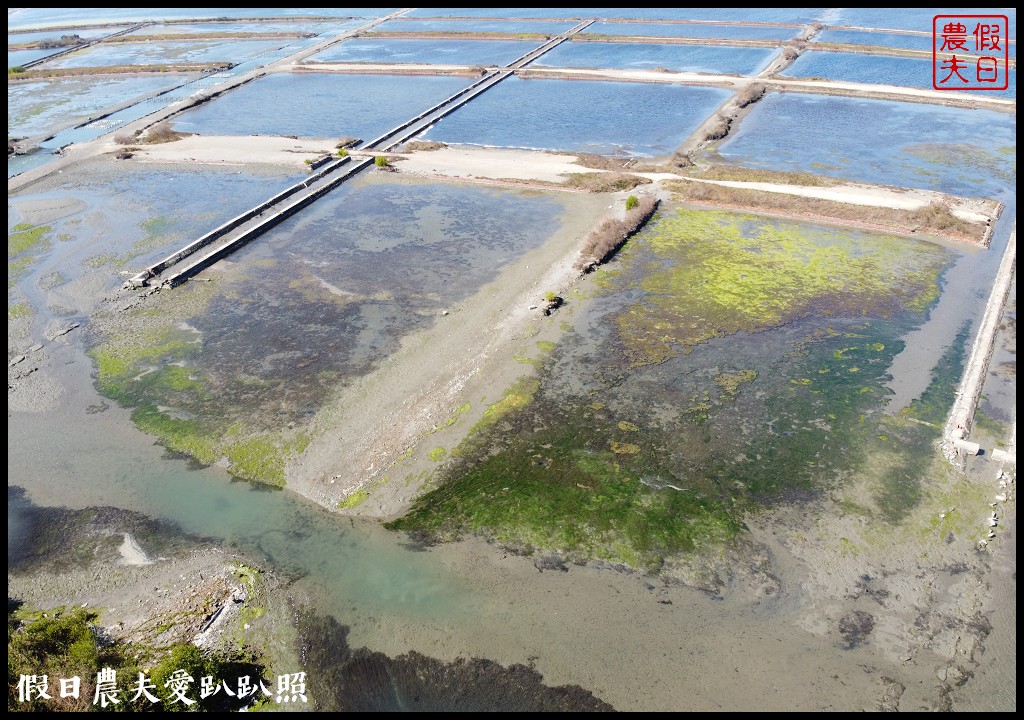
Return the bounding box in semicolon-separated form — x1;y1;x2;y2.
575;196;659;273
337;148;348;157
374;155;389;168
10;65;25;74
736;83;766;108
543;290;558;302
625;195;639;211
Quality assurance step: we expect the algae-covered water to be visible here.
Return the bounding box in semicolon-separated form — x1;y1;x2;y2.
391;207;967;567
86;175;567;486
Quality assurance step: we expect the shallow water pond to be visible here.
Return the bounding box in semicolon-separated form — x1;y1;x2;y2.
782;51;1016;98
714;93;1016;198
42;38;296;68
311;37;541;66
374;18;576;35
583;21;797;41
423;76;730;156
87;175;569;485
391;207;964;567
813;29;934;52
8;74;194;139
826;7;1015;33
406;8;826;23
538;39;779;75
125;19;367;36
171;72;474;139
7;7;390;29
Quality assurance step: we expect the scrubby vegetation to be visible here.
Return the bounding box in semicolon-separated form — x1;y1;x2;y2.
574;196;659;273
7;604;265;712
374;155;389;168
401;141;448;152
736;82;766;108
563;172;651;193
665;180;986;244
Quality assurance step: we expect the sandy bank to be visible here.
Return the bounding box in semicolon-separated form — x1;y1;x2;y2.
108;134;339;168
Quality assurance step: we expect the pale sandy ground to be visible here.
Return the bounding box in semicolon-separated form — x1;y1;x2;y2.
107;134;340;169
117;532;153;565
677;176;998;223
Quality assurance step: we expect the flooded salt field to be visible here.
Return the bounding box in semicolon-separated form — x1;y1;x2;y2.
123;19;367;36
782;51;1017;98
826;7;1015;32
7;48;59;69
8;26;126;44
583;21;797;40
8;73;195;139
81;174;568;485
41;38;299;69
7;161;302;319
374;18;576;34
406;8;825;23
393;206;965;559
423;76;731;156
7;6;1017;714
538;39;778;75
171;72;474;139
813;28;935;52
714;93;1016;198
310;37;541;66
7;7;394;28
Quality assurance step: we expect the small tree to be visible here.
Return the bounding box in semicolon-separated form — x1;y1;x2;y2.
337;148;348;157
374;155;389;168
625;195;639;211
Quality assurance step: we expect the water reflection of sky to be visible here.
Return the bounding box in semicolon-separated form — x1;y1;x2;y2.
717;92;1016;198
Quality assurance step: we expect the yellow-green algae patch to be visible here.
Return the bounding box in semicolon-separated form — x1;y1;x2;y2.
599;209;949;366
88;282;306;488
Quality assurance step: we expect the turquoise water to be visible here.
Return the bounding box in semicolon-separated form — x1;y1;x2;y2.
42;38;296;68
783;51;1016;98
538;40;778;75
716;93;1017;198
374;18;576;34
423;76;730;156
171;72;473;139
7;7;396;29
311;38;540;66
584;21;797;41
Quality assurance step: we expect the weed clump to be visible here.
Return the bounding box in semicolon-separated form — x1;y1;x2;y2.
575;196;659;273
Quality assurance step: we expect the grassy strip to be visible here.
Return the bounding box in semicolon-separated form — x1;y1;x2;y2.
563;172;652;193
683;164;841;186
361;30;551;41
9;62;229;80
665;180;984;244
573;34;781;48
103;31;315;42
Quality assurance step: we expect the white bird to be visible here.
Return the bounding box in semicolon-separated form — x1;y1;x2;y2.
939;513;946;519
978;539;988;547
989;519;999;527
988;531;997;538
995;494;1007;502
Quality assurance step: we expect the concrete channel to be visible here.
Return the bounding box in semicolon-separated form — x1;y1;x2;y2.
943;223;1016;462
130;19;595;289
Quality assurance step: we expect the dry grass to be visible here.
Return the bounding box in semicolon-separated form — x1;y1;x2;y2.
665;180;986;244
401;140;448;152
570;153;632;171
681;165;841;187
141;121;187;144
703;115;732;142
575;196;659;272
563;172;652;193
736;82;766;108
8;63;230;80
